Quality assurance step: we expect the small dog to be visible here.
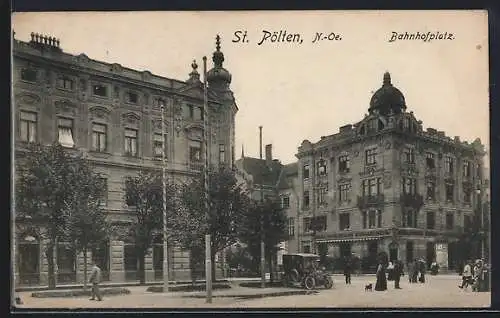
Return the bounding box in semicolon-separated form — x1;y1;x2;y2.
365;283;373;292
15;296;23;305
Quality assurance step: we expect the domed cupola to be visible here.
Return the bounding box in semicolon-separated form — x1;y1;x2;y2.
368;72;406;116
206;35;232;90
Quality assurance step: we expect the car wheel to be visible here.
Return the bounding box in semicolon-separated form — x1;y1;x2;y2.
325;276;333;289
304;276;316;290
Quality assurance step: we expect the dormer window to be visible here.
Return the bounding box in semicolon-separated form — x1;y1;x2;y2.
317;159;327;176
404;148;415;164
426;153;435;169
21;68;37;82
303;164;310;179
93;84;108;97
126;91;138;104
365;148;377;165
339;155;350;173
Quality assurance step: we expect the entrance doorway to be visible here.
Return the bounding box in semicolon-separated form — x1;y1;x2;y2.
426;242;436;269
406;241;414;264
92;241;110;281
340;242;352;258
389;242;399;262
18;239;40;286
124;244;138;281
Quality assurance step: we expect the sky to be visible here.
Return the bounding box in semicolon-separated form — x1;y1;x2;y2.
12;11;489;166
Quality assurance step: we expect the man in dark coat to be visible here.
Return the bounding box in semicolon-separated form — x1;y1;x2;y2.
344;257;352;285
393;260;404;289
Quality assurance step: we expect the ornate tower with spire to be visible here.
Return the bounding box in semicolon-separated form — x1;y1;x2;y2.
205;35;238;168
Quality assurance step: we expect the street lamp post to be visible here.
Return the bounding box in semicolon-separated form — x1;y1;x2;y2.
203;56;212;303
259;126;266;288
160;102;169;293
475;185;484;260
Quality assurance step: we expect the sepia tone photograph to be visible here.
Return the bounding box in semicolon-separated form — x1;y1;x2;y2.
11;10;491;309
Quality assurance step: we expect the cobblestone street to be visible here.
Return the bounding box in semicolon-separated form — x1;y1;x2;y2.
15;275;490;309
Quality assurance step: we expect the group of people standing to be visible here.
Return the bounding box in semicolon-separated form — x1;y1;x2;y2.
459;259;489;292
374;259;404;291
407;258;427;284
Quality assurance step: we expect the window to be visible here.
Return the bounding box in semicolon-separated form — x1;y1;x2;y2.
189;141;202;162
194;107;203;121
91;123;107;152
317;186;328;205
303;191;310;209
464;215;472;230
404;148;415;164
313;216;327;232
317;160;327;176
365;148;377;165
21;68;37;82
288;218;295;236
302;243;311;254
426;212;435;229
426;153;435;169
19;111;37;142
363;209;382;229
99;177;108;206
56;76;74;90
281;196;290;209
377;210;382;228
124;128;138;156
463;161;471;178
463;187;471;204
58;118;75;148
367;119;378;133
339;183;351;202
426;181;436;200
303;217;311;233
476;164;481;178
368;210;376;228
126;92;138;104
219;144;226;164
339;213;350;231
93;84;108;97
403;209;417;228
338;155;350;173
402;177;417;195
446;213;454;230
445;183;454;202
303;164;310;179
362;178;382;197
403;117;411;129
153;133;165;157
444;156;454;174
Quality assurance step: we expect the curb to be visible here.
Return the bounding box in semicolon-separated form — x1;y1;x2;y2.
182;290;318;299
147;283;232;293
31;287;131;298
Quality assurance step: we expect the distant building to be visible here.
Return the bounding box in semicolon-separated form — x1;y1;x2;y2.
13;32;237;286
280;72;486;272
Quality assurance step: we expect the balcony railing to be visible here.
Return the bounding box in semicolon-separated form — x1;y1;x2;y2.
189;162;204;172
356;194;385;210
400;193;424;210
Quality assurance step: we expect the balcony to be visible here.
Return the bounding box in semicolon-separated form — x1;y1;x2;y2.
356;194;385;210
189;162;204;172
400;193;424;210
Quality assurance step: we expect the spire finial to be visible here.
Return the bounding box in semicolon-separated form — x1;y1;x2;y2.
191;59;198;71
241;144;245;158
383;71;391;86
216;34;221;52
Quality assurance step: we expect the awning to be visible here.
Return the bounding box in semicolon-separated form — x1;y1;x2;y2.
316;235;387;243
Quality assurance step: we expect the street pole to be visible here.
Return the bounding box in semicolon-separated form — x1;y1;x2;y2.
203;56;212;303
160;102;169;293
259;126;266;288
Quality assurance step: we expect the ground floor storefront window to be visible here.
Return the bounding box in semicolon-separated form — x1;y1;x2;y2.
57;243;76;283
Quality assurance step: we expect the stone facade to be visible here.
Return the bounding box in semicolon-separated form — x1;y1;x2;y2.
280;72;486;272
13;32;235;286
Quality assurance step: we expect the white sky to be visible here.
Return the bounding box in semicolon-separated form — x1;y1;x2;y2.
12;11;489;166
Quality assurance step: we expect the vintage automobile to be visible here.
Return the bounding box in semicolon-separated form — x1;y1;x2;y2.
282;253;333;290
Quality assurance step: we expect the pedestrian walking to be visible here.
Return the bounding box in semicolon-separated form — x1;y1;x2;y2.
344;257;352;285
418;259;426;283
374;259;388;291
393;260;404;289
408;260;415;283
458;259;473;290
472;259;483;292
387;261;395;281
89;260;103;301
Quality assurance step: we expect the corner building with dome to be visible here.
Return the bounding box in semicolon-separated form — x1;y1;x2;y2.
281;72;487;272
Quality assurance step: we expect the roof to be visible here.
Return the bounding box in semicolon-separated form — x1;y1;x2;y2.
277;162;298;189
236;157;283;187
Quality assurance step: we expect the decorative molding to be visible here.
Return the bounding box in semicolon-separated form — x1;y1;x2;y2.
89;105;111;120
111;63;123;73
151;118;169;132
184;123;204;141
16;92;41;105
383;171;392;189
121;111;141;125
54;99;78;115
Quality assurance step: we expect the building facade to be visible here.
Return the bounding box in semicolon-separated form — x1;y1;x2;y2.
13;32;237;286
280;72;486;272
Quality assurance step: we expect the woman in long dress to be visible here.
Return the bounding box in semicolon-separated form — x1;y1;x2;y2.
375;261;388;291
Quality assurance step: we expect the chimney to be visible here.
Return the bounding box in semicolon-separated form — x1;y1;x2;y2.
265;144;273;165
259;126;263;159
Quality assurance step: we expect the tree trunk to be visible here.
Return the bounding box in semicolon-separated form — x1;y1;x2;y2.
45;242;56;289
138;252;146;285
83;247;88;291
268;253;274;284
211;250;217;283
